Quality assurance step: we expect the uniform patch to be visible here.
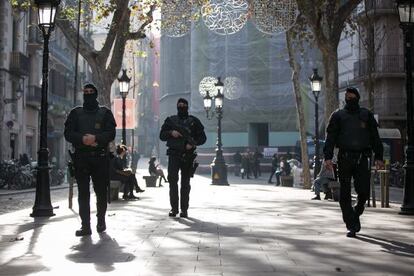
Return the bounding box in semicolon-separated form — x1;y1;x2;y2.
360;121;366;128
95;123;101;129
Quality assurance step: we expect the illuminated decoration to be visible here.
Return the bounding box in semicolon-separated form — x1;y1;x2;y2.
251;0;298;35
161;0;194;37
199;76;218;97
201;0;249;35
224;76;242;100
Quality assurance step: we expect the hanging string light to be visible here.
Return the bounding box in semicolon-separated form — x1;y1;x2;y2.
199;76;218;97
251;0;298;35
201;0;249;35
224;77;242;100
161;0;195;37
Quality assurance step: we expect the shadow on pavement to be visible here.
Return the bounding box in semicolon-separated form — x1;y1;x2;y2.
356;234;414;258
177;216;244;235
66;233;135;272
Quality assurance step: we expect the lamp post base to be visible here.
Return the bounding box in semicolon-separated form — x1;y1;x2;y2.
399;160;414;216
30;207;55;217
211;159;229;186
30;161;55;217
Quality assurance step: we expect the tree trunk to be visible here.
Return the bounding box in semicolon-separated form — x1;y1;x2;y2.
286;31;312;189
365;8;376;112
366;26;375;112
0;78;5;159
321;46;340;123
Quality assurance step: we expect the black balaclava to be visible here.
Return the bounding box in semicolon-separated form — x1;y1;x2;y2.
83;83;99;111
344;87;360;112
177;98;189;118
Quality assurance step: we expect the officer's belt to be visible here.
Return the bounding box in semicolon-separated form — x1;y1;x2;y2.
75;148;107;156
338;149;371;158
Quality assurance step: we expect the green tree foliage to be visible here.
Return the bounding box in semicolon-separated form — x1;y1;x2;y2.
296;0;362;122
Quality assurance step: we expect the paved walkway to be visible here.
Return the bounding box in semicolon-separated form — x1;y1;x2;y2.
0;163;413;275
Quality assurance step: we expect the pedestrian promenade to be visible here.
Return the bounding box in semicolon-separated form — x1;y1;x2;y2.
0;163;413;275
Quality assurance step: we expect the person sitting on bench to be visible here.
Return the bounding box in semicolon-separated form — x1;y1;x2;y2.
275;156;291;186
149;157;168;187
110;145;144;200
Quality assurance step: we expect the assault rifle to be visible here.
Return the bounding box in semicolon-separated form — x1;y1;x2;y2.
165;117;199;177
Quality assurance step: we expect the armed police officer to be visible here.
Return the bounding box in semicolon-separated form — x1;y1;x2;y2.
64;84;116;236
324;87;383;238
160;98;206;218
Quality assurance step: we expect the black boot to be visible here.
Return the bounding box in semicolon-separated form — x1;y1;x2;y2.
180;211;188;218
136;187;145;193
97;217;106;233
75;226;92;237
169;209;178;217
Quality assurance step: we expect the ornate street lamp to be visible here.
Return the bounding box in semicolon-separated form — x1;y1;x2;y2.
118;69;131;146
309;68;323;180
31;0;60;217
397;0;414;215
201;77;229;186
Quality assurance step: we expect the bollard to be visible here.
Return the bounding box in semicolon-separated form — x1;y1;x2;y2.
369;168;376;208
378;166;390;208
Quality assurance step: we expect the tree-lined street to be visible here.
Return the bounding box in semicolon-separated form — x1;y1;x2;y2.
0;165;412;275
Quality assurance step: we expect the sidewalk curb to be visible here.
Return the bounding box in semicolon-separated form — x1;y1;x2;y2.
0;182;76;197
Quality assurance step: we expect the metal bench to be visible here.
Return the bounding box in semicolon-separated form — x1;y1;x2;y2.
143;175;157;187
280;175;294;187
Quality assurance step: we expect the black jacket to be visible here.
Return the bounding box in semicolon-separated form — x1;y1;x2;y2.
324;107;383;161
64;106;116;151
159;115;206;154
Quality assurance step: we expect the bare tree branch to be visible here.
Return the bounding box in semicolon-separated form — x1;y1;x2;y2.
56;19;98;64
106;9;131;80
99;1;130;57
335;0;362;35
128;4;156;40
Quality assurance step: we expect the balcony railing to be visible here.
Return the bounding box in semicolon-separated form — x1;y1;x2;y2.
9;52;30;76
365;0;396;10
354;55;405;78
49;43;73;66
49;93;73;108
27;85;42;107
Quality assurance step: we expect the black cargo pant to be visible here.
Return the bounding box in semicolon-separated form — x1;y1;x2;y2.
74;151;110;228
338;151;371;230
167;154;191;212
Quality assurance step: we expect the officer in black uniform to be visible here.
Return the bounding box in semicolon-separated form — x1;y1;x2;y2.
160;98;206;218
64;84;116;236
324;87;384;238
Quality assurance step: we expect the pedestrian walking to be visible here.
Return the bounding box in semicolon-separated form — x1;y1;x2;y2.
64;83;116;237
268;153;278;184
233;151;242;176
241;153;250;179
159;98;206;218
324;87;384;238
254;148;263;177
248;151;257;178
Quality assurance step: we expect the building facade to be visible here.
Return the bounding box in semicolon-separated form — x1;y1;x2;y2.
0;2;91;168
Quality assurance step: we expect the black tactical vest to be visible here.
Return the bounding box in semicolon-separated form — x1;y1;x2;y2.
336;108;371;151
74;107;107;151
166;115;196;152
